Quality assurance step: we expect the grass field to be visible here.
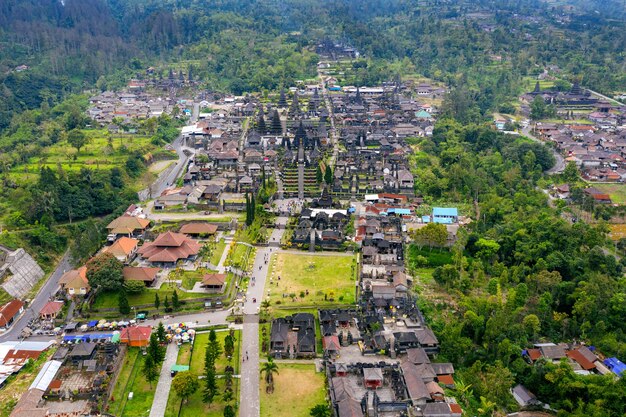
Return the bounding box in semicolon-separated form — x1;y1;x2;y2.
164;329;241;417
109;348;158;417
225;243;256;271
180;268;219;290
190;330;241;375
588;183;626;204
210;239;227;266
8;129;158;184
260;364;326;417
267;253;357;307
92;284;211;310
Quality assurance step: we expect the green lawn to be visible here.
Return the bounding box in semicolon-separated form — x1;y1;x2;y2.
165;378;239;417
225;243;255;271
92;285;208;310
260;364;326;417
108;348;159;417
267;253;357;307
588;183;626;204
190;330;241;375
164;329;241;417
180;268;218;290
210;239;227;266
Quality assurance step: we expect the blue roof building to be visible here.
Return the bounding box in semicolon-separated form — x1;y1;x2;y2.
432;207;458;224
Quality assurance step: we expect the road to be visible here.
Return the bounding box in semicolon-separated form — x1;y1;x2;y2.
238;216;287;417
318;67;339;168
586;88;622;106
521;126;566;174
0;251;72;342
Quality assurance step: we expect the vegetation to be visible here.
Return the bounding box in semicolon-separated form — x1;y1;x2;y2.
260;364;326;417
267;253;357;306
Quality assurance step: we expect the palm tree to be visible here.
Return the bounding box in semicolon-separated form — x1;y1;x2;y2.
260;357;279;393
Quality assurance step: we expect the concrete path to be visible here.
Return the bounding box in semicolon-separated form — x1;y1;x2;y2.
217;239;235;274
149;343;179;417
238;218;287;417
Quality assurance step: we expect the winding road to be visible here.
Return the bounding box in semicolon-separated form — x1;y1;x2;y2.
521;126;566;174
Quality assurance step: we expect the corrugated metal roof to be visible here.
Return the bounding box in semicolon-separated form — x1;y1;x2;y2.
30;360;62;391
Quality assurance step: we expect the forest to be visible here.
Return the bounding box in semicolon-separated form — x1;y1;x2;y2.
1;0;625;132
406;118;626;416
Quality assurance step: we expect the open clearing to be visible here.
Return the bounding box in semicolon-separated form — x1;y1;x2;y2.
589;183;626;204
260;363;326;417
267;252;357;307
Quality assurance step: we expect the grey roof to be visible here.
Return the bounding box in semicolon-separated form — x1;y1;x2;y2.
363;367;383;381
512;384;536;404
69;342;97;358
416;328;439;346
406;348;430;365
431;363;455;375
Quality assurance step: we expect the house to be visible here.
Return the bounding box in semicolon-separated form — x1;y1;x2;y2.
120;326;152;347
269;314;316;358
39;301;63;320
431;207;458;224
137;232;201;265
201;273;227;292
416;328;439;354
0;300;25;329
123;267;160;286
363;367;383;389
401;362;430;405
68;342;97;361
106;216;150;238
323;335;341;358
59;266;90;296
179;223;218;237
511;384;541;408
104;237;138;263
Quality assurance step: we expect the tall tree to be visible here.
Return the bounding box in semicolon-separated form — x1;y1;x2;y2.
324;165;333;185
154;293;160;310
142;353;159;388
67;129;89;154
156;322;167;344
118;291;130;315
147;333;165;363
172;372;199;404
261;357;279;393
86;252;124;292
172;290;180;309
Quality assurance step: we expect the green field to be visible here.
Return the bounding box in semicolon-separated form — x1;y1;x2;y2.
267;253;357;307
180;268;219;290
587;183;626;204
8;129;160;185
225;243;256;271
109;348;158;417
190;330;241;375
260;364;326;417
210;239;228;266
92;284;210;310
164;329;241;417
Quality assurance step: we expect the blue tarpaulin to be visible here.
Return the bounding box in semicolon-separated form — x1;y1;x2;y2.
87;320;99;327
63;333;113;342
604;357;626;376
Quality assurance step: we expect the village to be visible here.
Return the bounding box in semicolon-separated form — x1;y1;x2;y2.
1;50;626;417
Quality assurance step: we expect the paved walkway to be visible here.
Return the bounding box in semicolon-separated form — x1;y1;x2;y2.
149;343;179;417
238;218;287;417
217;238;235;274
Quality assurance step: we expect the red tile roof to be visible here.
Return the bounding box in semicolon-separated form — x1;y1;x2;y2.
120;326;152;343
0;300;24;326
180;223;218;235
137;232;201;263
39;301;63;316
202;273;226;286
123;267;160;282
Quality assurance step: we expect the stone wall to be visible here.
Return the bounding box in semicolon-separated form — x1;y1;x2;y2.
0;247;45;298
